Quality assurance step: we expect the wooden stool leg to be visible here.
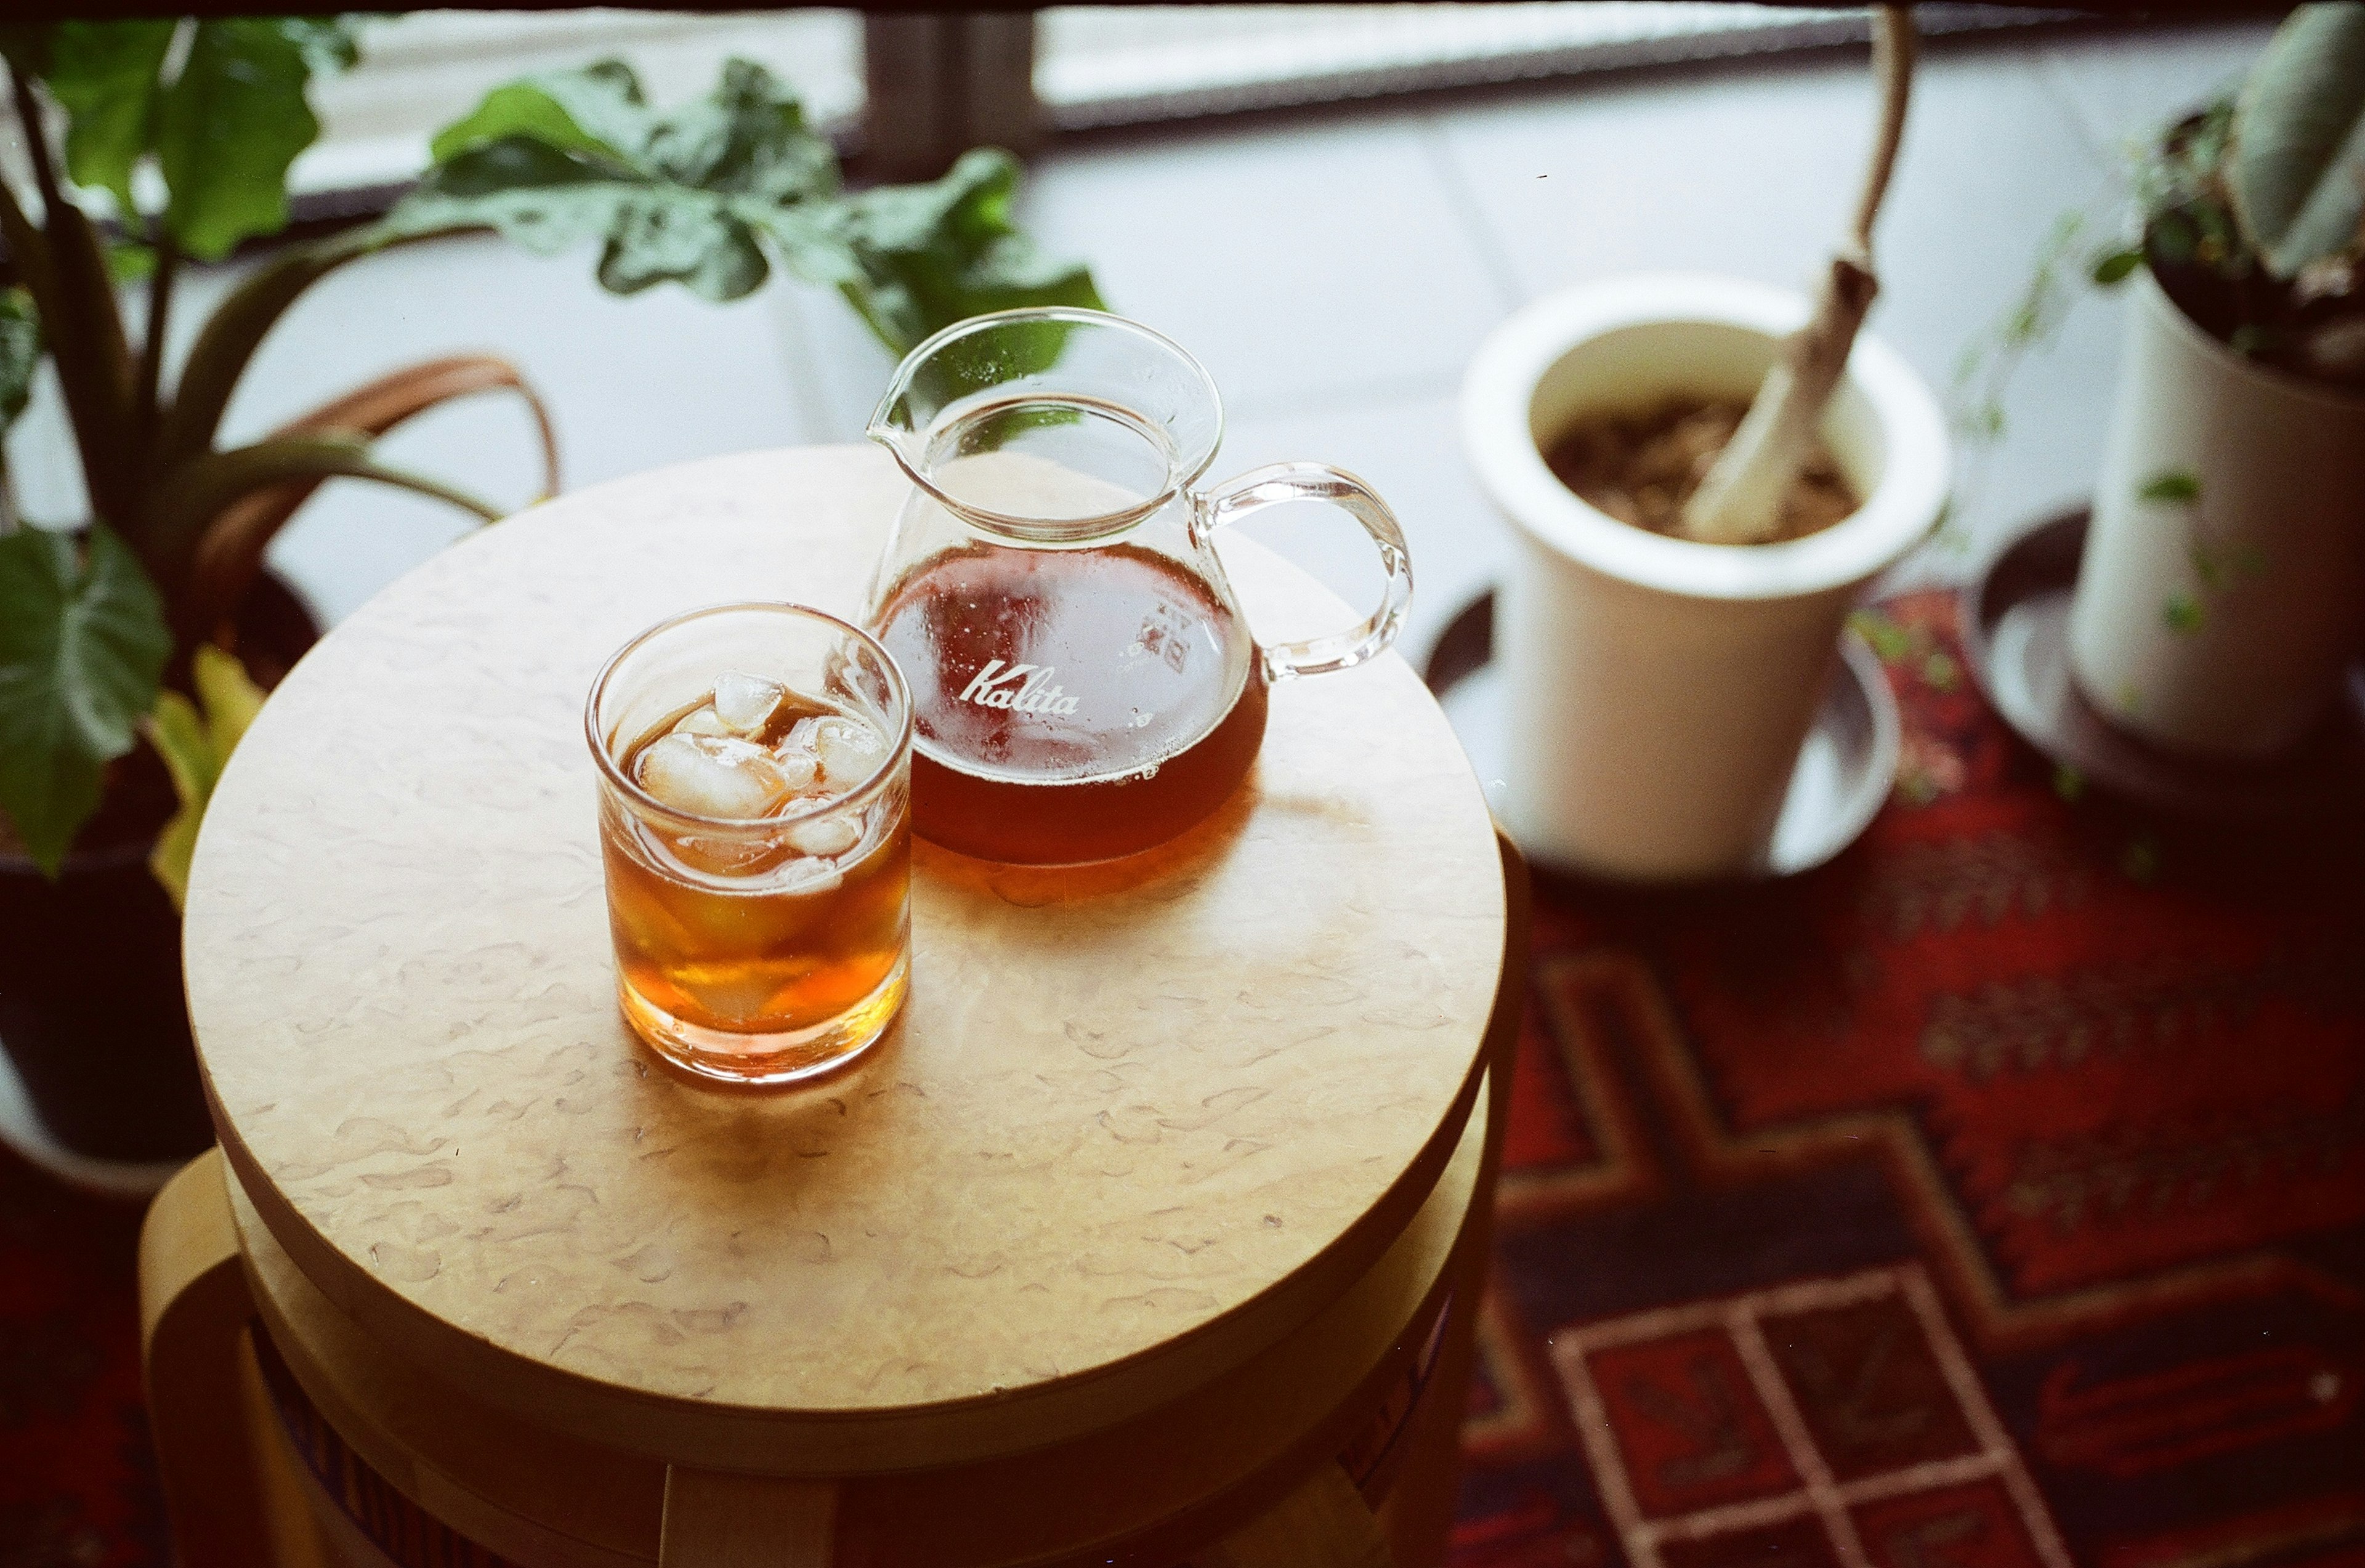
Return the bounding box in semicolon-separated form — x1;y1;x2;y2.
1197;1466;1394;1568
661;1469;838;1567
1379;831;1532;1567
139;1148;275;1568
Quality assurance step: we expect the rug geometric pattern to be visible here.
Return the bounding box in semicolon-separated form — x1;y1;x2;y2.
1449;591;2365;1568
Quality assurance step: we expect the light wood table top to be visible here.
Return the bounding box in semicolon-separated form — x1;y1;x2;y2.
185;447;1503;1469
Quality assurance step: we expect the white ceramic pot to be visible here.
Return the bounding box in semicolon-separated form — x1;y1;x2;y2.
2068;271;2365;760
1460;273;1949;881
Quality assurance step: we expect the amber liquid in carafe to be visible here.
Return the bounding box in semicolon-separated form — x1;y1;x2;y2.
875;543;1267;863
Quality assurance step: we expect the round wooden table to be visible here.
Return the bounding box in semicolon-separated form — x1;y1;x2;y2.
149;447;1517;1568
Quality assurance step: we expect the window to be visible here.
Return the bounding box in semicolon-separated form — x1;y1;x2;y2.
1033;3;2066;129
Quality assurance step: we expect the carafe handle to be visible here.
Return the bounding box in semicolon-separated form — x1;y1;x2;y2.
1192;463;1413;682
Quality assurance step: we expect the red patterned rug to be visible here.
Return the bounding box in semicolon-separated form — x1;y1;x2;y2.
1452;589;2365;1568
2;589;2358;1568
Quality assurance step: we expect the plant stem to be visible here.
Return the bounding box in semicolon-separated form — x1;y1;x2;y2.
9;68;70;248
1678;6;1916;546
136;236;179;477
7;64;136;535
0;174;42;280
1849;7;1914;257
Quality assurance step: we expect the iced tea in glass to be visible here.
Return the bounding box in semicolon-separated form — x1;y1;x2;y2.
587;604;912;1084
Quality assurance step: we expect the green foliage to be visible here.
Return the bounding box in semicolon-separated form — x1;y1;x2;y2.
2162;592;2206;634
156;20;353;261
1944;209;2096;543
2116;9;2365;384
395;58;828;302
34;18;359;260
144;643;264;909
396;60;1102;352
2228;1;2365;278
1954;8;2362;540
2090;249;2143;285
1846;608;1915;663
2139;470;2202;504
0;526;172;874
823;148;1105;353
0;34;1097;877
40;21;176;219
0;287;39;442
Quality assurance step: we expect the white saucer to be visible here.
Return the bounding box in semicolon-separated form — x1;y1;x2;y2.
1425;591;1899;880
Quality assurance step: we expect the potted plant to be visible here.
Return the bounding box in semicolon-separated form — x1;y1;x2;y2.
0;18;1100;1173
1460;7;1947;880
2066;1;2365;760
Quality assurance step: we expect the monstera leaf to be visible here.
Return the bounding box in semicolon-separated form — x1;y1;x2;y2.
0;525;171;875
397;59;1102;352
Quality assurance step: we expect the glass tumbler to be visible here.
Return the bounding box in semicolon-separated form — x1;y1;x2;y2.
586;604;913;1084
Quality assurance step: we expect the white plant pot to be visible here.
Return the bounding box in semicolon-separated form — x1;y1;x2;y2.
1460;274;1949;882
2068;272;2365;760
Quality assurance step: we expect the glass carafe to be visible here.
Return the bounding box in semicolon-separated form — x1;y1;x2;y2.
863;308;1412;865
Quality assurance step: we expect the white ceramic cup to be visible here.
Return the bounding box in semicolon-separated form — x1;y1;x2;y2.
2069;270;2365;761
1460;273;1949;881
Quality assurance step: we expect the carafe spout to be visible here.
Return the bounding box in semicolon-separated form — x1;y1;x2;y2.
865;419;924;482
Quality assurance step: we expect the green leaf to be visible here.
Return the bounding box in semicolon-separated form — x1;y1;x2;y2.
2163;592;2206;634
40;20;178;218
277;17;359;76
1846;608;1915;663
0;286;40;440
145;693;207;909
646;57;836;204
143;642;265;909
2227;1;2365;278
107;240;156;283
2090;248;2144;285
427;59;649;167
0;524;171;875
2140;470;2201;504
401;61;1099;343
156;19;351;261
190;637;263;757
145;687;211;811
805;148;1106;355
397;58;828;304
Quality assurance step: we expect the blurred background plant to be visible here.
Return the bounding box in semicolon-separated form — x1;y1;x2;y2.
2097;0;2364;386
0;15;1101;894
1943;1;2361;556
